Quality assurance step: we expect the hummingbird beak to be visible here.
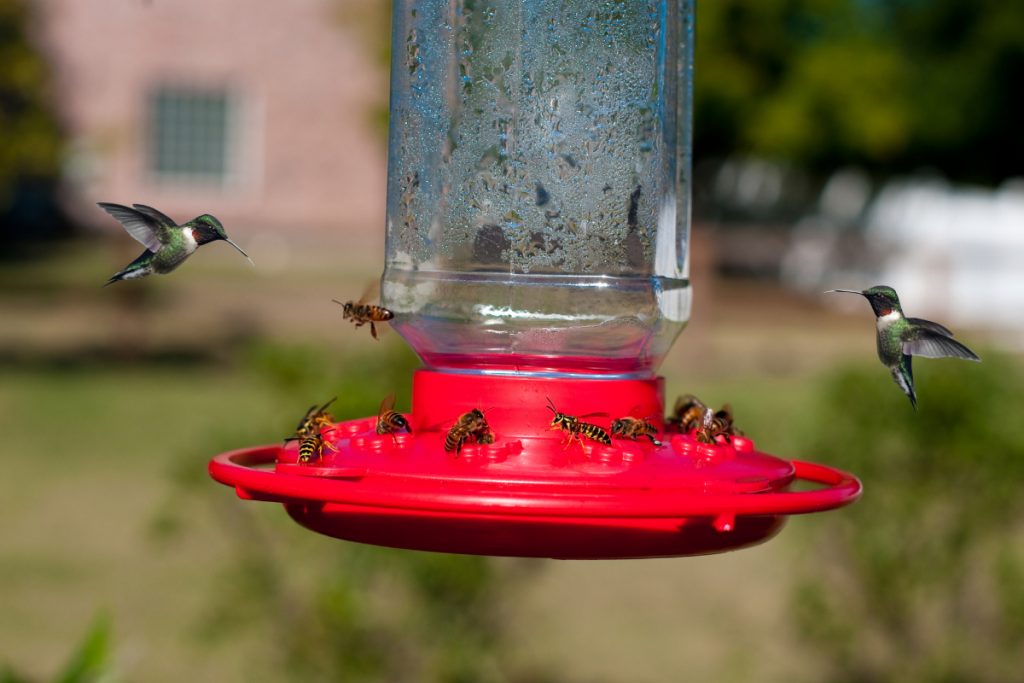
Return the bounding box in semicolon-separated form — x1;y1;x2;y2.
223;238;255;266
825;289;865;296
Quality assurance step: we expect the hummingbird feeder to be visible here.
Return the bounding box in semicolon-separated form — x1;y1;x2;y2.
210;0;860;559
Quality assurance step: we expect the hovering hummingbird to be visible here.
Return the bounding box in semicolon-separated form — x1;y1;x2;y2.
826;285;981;409
98;203;252;285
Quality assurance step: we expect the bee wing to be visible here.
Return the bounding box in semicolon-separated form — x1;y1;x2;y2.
357;279;381;305
679;394;705;411
294;404;317;432
579;411;609;419
378;392;397;416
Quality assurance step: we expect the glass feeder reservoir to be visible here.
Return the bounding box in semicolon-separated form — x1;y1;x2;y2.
382;0;692;377
209;0;861;560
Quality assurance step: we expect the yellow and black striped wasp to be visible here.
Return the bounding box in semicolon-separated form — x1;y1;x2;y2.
333;282;394;340
444;408;493;456
546;398;611;449
298;431;338;464
667;394;707;432
288;397;336;442
376;393;412;437
695;403;741;445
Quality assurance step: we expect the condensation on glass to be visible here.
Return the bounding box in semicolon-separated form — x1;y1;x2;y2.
382;0;694;378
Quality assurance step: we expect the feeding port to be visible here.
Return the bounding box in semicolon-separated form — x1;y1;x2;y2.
210;371;860;559
209;0;861;558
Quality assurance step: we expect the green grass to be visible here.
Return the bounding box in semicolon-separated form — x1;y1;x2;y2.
3;335;1017;683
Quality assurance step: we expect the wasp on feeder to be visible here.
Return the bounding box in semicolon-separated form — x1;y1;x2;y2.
444;408;494;455
285;397;336;443
298;432;338;464
667;394;707;432
546;398;611;449
610;416;661;446
694;406;739;445
668;395;742;443
376;393;412;437
333;282;394;340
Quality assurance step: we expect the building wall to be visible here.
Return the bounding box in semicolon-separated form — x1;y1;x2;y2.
37;0;388;251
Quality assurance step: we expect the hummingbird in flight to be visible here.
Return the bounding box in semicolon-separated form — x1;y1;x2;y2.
98;203;252;285
827;285;980;410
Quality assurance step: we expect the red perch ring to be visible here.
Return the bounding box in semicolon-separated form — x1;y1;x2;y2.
209;370;861;559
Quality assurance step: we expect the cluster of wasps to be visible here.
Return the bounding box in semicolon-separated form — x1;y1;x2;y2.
285;392;742;464
285;397;338;463
284;394;411;464
546;398;661;449
667;394;742;445
545;394;743;450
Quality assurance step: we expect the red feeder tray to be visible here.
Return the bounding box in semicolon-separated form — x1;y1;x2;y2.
209;370;861;559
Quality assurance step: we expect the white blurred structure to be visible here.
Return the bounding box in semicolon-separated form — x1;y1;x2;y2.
784;173;1024;347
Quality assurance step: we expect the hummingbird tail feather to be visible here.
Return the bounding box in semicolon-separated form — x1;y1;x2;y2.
104;251;155;286
892;355;917;411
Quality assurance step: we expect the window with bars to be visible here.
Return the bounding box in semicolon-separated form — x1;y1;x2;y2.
148;87;235;185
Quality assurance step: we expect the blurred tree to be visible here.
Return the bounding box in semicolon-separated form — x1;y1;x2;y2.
792;356;1024;682
695;0;1024;184
0;0;69;249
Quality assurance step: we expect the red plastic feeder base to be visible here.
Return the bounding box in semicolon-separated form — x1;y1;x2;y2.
209;370;861;559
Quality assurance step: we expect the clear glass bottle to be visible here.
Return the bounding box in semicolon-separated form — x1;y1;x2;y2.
382;0;694;378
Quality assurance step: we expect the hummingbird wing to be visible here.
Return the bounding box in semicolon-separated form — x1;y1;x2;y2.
97;203;168;252
905;317;954;337
131;204;178;230
902;326;981;361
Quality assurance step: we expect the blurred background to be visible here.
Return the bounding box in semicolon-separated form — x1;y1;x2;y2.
2;0;1022;681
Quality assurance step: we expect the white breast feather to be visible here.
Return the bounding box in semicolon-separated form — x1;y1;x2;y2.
181;228;198;255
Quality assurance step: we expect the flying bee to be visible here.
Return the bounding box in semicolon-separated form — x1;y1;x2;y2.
610;416;662;446
546;398;611;449
289;397;336;441
667;394;708;432
333;282;394;340
444;408;493;455
376;393;412;437
297;432;338;464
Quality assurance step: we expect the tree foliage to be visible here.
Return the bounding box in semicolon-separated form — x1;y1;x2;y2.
0;0;61;199
0;0;68;246
696;0;1024;183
